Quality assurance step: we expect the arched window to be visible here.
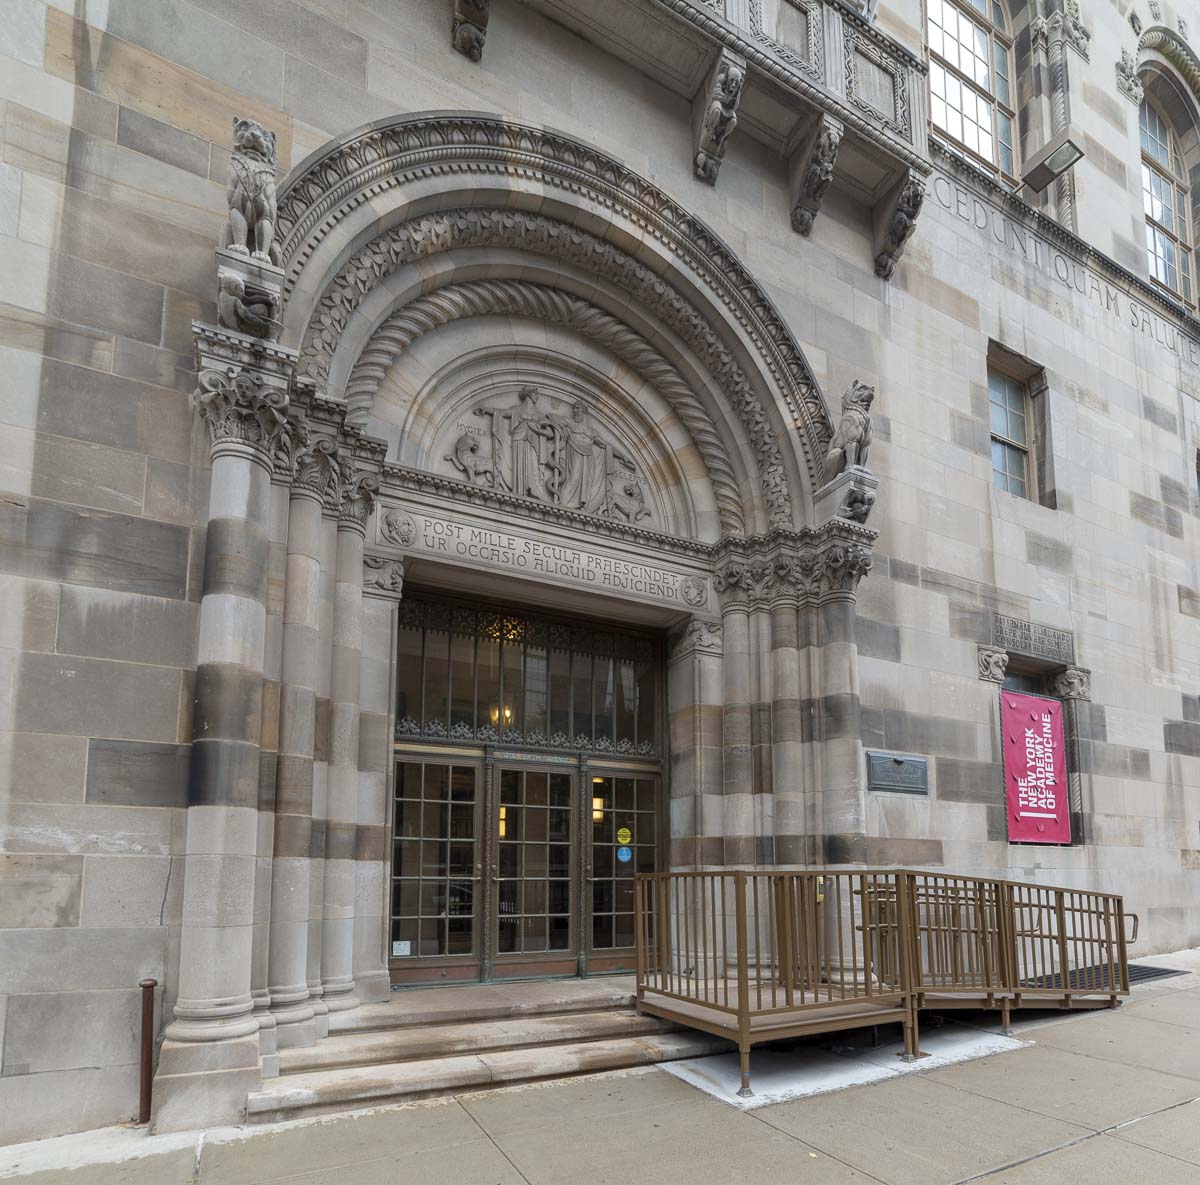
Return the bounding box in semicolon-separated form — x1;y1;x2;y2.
1140;96;1194;307
927;0;1016;182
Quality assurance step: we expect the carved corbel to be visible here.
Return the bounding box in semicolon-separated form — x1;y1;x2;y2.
693;50;747;185
1116;50;1144;103
669;619;723;662
363;553;405;597
788;115;843;237
873;171;926;280
978;647;1010;683
1050;666;1091;700
452;0;489;60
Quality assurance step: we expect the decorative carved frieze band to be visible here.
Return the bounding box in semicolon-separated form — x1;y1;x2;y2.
344;278;746;535
712;522;876;608
1050;666;1091;700
789;114;843;237
694;50;746;185
670;618;723;661
273;115;834;487
300;211;795;527
452;0;490;60
874;171;926;280
978;647;1009;683
363;553;405;597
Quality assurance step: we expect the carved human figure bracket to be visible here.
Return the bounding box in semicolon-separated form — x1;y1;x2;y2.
442;386;654;525
789;115;844;237
452;0;490;61
693;50;747;185
978;647;1010;683
874;171;926;280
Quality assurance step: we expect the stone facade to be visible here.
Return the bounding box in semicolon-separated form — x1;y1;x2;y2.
1;0;1199;1147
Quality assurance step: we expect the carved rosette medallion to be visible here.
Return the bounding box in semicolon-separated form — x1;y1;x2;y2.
194;365;290;466
442;386;654;526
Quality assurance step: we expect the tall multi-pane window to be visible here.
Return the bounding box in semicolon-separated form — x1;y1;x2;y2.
1140;98;1194;308
989;368;1030;498
928;0;1016;182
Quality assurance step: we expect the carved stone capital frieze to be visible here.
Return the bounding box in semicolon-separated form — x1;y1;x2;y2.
338;467;381;533
694;50;747;185
452;0;489;60
363;553;404;598
713;523;876;609
789;114;843;237
874;171;926;280
978;647;1009;683
669;619;723;662
1051;666;1091;700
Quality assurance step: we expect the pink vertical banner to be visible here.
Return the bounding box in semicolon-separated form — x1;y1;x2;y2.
1001;692;1072;844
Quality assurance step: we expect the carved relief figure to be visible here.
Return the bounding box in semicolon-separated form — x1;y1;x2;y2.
695;57;746;183
875;175;926;279
792;121;842;236
221;119;280;266
825;381;875;477
217;271;281;340
446;387;653;522
1117;49;1145;102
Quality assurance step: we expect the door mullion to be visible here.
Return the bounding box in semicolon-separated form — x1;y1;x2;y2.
481;744;496;983
577;754;589;977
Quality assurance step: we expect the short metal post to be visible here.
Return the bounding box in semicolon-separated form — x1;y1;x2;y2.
138;978;157;1125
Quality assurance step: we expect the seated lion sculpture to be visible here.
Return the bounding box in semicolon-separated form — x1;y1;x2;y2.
221;118;281;267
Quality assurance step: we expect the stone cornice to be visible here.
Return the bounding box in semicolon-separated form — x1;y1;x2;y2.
931;140;1200;345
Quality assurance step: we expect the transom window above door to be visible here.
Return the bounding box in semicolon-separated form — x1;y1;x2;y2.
927;0;1016;183
396;593;662;758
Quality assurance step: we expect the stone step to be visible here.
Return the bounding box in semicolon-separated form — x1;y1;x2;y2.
281;1008;677;1074
329;976;636;1036
247;1031;732;1124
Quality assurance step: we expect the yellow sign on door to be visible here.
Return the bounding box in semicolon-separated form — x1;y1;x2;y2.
616;827;632;844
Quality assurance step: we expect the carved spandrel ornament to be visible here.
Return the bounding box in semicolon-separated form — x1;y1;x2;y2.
444;387;653;524
452;0;489;60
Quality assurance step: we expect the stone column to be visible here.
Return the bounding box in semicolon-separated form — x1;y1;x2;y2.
718;595;754;867
307;509;339;1038
321;467;378;1016
355;554;404;1004
267;429;341;1049
769;591;805;867
153;327;295;1131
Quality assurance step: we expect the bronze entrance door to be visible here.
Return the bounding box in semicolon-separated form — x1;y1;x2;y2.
390;752;662;985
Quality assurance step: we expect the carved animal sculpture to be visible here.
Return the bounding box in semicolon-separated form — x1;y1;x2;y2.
222;119;280;266
446;432;493;483
217;272;281;339
608;476;651;522
824;381;875;477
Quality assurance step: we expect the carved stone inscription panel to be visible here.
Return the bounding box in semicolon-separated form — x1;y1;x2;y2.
441;386;653;525
378;503;710;612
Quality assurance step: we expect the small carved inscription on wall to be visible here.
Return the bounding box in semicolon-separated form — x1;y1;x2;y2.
389;509;708;608
443;386;653;524
992;614;1074;664
867;752;929;795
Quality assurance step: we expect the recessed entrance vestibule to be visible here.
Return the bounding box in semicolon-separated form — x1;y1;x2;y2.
389;590;665;986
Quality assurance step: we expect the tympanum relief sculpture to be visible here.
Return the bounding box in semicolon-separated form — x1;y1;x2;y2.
444;386;653;523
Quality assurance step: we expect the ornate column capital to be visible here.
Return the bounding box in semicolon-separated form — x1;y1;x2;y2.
978;646;1010;683
363;553;404;599
290;428;342;505
337;466;380;534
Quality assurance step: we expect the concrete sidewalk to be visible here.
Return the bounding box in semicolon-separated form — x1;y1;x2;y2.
3;951;1198;1185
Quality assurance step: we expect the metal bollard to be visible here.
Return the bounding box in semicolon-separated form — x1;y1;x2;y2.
138;979;158;1125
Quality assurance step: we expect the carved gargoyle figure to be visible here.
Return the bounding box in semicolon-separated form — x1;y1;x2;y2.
875;175;926;279
824;381;875;478
791;120;842;236
452;0;490;61
695;57;746;184
217;272;281;340
840;486;876;523
222;119;280;266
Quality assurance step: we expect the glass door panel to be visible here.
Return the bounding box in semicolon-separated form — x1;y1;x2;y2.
390;760;482;983
491;767;576;978
587;773;661;972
